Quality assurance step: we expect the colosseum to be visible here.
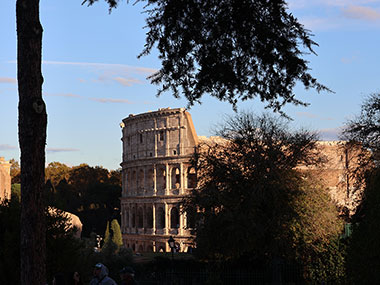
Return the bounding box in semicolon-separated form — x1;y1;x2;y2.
120;108;362;253
120;108;197;253
0;157;11;201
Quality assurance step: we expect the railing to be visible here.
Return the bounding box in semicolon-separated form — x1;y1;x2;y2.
144;228;154;235
155;229;165;235
169;228;178;235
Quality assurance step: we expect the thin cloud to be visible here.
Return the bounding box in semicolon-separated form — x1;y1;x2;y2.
0;77;17;84
113;77;142;86
89;97;134;104
46;148;80;153
289;0;380;9
0;144;17;150
296;111;334;121
341;55;359;64
8;60;157;87
44;93;82;98
318;128;343;140
42;60;157;75
342;5;380;20
94;74;143;87
43;92;135;104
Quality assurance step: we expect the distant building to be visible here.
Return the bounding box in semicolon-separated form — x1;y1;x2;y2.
0;157;11;201
120;109;363;252
120;108;197;252
297;141;364;215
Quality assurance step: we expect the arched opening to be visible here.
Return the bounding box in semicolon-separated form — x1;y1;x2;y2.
156;207;165;229
170;207;180;229
137;169;144;193
186;210;196;229
127;170;132;192
146;206;153;228
158;246;165;252
171;167;180;189
125;208;129;228
132;244;136;251
131;170;136;192
123;172;128;194
187;167;197;188
137;207;143;228
156;165;166;193
147;245;154;252
146;168;154;191
138;245;144;253
131;207;136;228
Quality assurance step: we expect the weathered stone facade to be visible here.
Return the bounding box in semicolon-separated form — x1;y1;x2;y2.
120;108;198;252
298;141;363;214
0;157;11;201
120;109;363;252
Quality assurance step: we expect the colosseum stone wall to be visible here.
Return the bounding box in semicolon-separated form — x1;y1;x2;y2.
120;109;363;253
0;157;11;201
120;108;198;253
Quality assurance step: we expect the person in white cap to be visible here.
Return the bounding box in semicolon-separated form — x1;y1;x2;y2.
90;263;117;285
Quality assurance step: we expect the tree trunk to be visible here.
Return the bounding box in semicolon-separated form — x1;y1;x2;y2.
16;0;47;284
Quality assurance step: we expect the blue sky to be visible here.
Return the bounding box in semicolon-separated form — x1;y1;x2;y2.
1;0;380;170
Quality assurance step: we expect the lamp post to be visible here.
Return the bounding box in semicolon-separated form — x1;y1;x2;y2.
95;235;102;252
168;236;175;261
167;236;176;284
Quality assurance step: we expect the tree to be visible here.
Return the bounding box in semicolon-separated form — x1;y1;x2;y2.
11;184;21;202
16;0;47;284
346;167;380;284
103;219;123;252
110;219;123;248
340;94;379;213
45;162;71;187
9;159;21;184
288;176;345;283
342;94;380;283
341;93;380;183
0;198;83;284
183;112;343;280
17;1;326;283
342;93;380;158
86;0;328;111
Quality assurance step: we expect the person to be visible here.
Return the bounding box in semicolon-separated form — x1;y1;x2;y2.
52;273;67;285
89;263;117;285
68;271;83;285
119;266;138;285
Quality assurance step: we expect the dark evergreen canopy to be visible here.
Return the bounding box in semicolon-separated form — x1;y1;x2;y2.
85;0;328;111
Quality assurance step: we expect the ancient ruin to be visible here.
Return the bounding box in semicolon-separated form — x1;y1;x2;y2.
0;157;11;201
120;108;362;252
120;108;197;252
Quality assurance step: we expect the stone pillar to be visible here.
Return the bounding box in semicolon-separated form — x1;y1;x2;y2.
154;118;158;157
142;203;146;229
165;117;169;156
179;205;184;236
180;162;184;195
121;207;125;233
165;203;169;235
153;164;157;195
153;203;156;234
125;171;129;196
143;167;146;195
165;163;170;196
128;205;131;231
179;112;184;155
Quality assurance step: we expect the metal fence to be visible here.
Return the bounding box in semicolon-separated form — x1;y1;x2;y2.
137;265;305;285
